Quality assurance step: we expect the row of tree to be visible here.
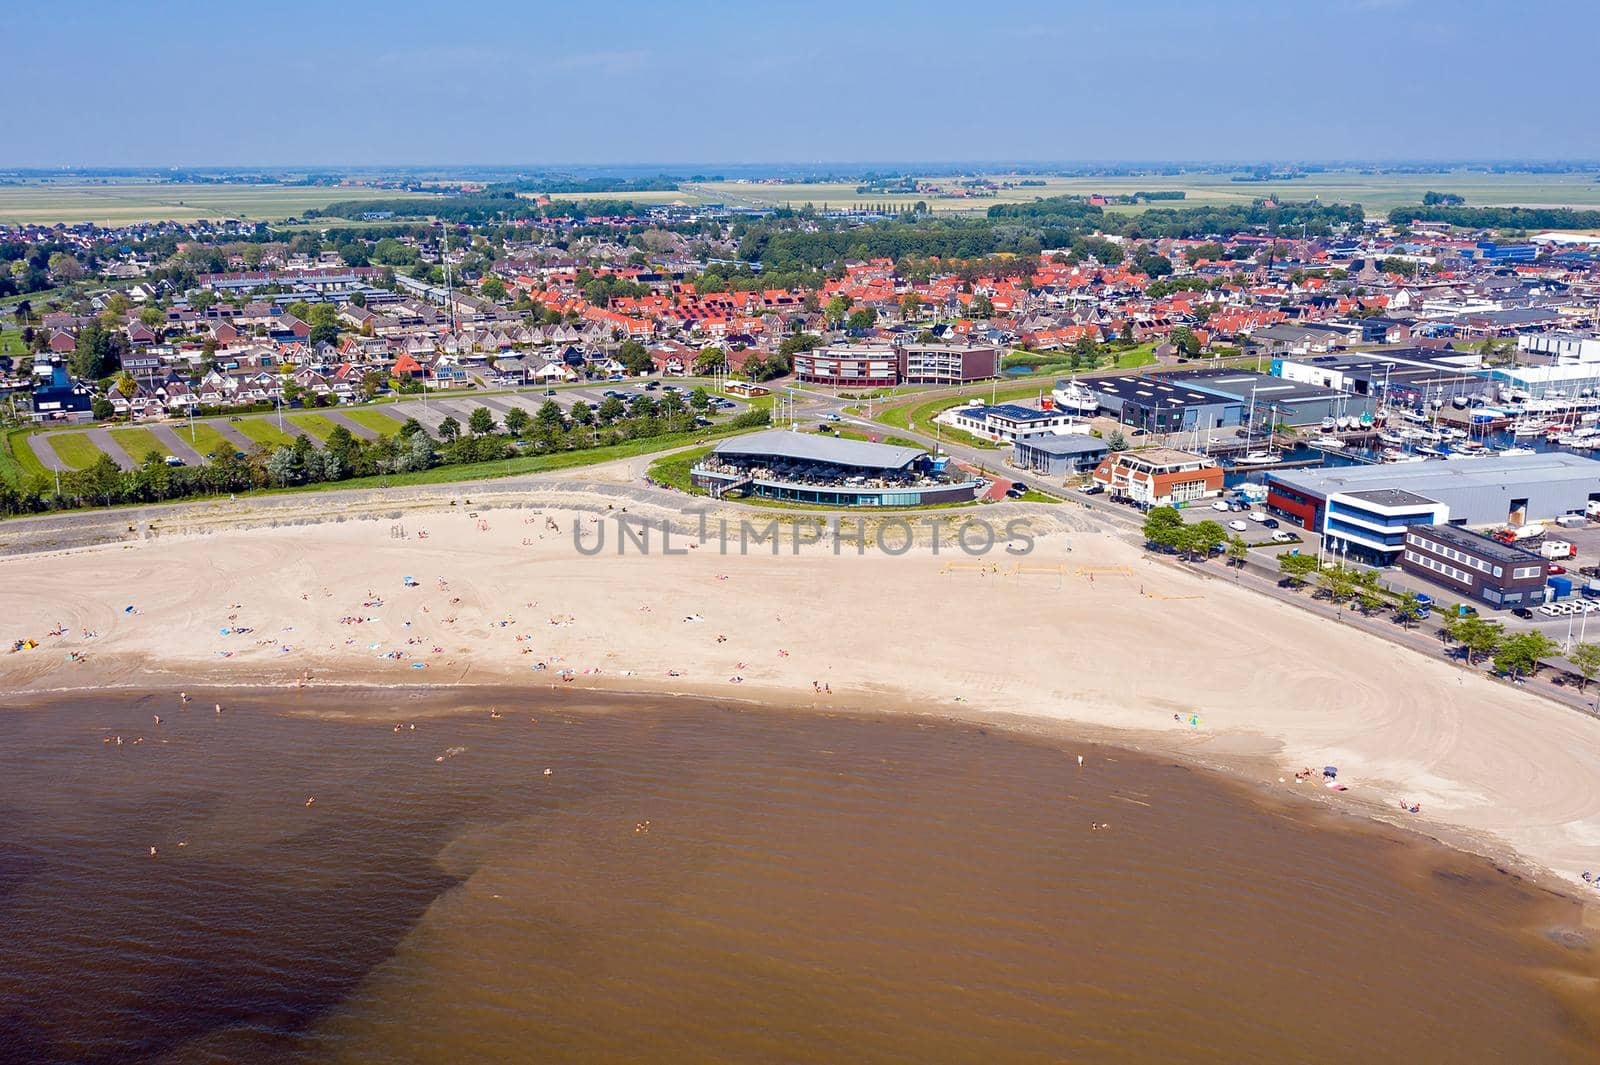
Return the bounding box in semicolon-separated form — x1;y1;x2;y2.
0;400;767;516
1275;551;1600;683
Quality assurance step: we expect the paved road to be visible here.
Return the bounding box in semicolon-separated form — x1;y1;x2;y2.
85;428;135;471
149;425;206;466
26;434;69;473
210;422;256;454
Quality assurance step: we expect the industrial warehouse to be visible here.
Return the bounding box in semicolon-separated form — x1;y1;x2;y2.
1265;452;1600;563
690;429;984;507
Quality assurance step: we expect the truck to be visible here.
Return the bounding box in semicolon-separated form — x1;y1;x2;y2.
1539;540;1577;560
1493;523;1545;544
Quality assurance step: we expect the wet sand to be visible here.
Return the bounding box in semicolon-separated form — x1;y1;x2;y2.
1;688;1596;1064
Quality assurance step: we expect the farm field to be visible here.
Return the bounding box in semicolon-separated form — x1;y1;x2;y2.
677;170;1600;216
0;180;432;225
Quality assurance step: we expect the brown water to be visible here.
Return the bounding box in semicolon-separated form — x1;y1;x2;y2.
1;689;1596;1065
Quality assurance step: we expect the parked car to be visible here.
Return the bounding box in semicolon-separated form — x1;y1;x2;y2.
1211;500;1231;512
1247;511;1268;523
1512;607;1535;619
1228;519;1249;532
1082;484;1104;495
1549;563;1567;575
1261;518;1280;529
1270;531;1297;544
543;389;557;397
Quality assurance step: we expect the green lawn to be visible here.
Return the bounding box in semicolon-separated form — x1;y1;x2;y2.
341;408;404;436
176;423;235;461
646;445;713;493
108;427;173;463
47;433;106;470
287;413;340;441
1;428;50;487
233;418;298;449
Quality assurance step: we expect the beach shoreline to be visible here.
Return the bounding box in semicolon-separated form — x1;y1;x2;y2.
8;489;1600;902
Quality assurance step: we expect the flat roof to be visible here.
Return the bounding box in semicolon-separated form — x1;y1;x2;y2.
1271;452;1600;497
1156;369;1350;405
1409;523;1543;566
1114;447;1217;469
1341;488;1439;507
1014;435;1109;455
713;429;925;470
1090;375;1236;408
960;403;1065;423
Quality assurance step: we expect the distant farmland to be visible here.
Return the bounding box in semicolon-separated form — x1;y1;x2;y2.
676;170;1600;216
0;180;435;225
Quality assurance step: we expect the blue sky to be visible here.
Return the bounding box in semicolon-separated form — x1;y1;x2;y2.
5;0;1595;167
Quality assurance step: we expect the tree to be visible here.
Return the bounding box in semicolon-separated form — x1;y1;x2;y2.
1105;430;1128;451
467;407;496;436
569;399;594;426
138;306;164;328
846;308;877;332
1571;642;1600;692
1189;519;1227;560
1226;534;1249;568
91;396;114;421
1277;552;1319;588
900;292;921;321
438;415;461;442
1447;615;1504;666
503;406;531;437
534;400;564;436
1141;506;1185;551
480;277;507;301
1493;631;1558;679
361;371;384;400
190;290;217;313
688;388;710;411
694;347;726;374
617;339;653;375
825;294;852;326
47;252;84;280
597;395;625;423
1395;592;1425;630
69;321;120;381
266;445;300;486
969;293;994;318
1169;326;1200;357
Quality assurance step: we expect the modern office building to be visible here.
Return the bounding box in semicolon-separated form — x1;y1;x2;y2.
1400;524;1548;608
898;341;1002;384
941;403;1086;442
1010;434;1111;476
1266;453;1600;536
691;429;983;506
1091;448;1224;507
792;342;1001;387
792;346;899;387
1318;488;1451;565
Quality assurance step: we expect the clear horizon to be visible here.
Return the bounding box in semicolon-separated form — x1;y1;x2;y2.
4;0;1596;168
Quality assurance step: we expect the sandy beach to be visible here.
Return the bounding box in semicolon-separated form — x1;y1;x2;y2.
7;486;1600;892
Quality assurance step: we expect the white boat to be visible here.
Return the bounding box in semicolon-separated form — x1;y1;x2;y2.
1307;436;1346;449
1377;431;1406;447
1319;417;1337;431
1231;450;1281;467
1510;421;1545;438
1415;445;1448;458
1051;378;1101;417
1499;447;1536;457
